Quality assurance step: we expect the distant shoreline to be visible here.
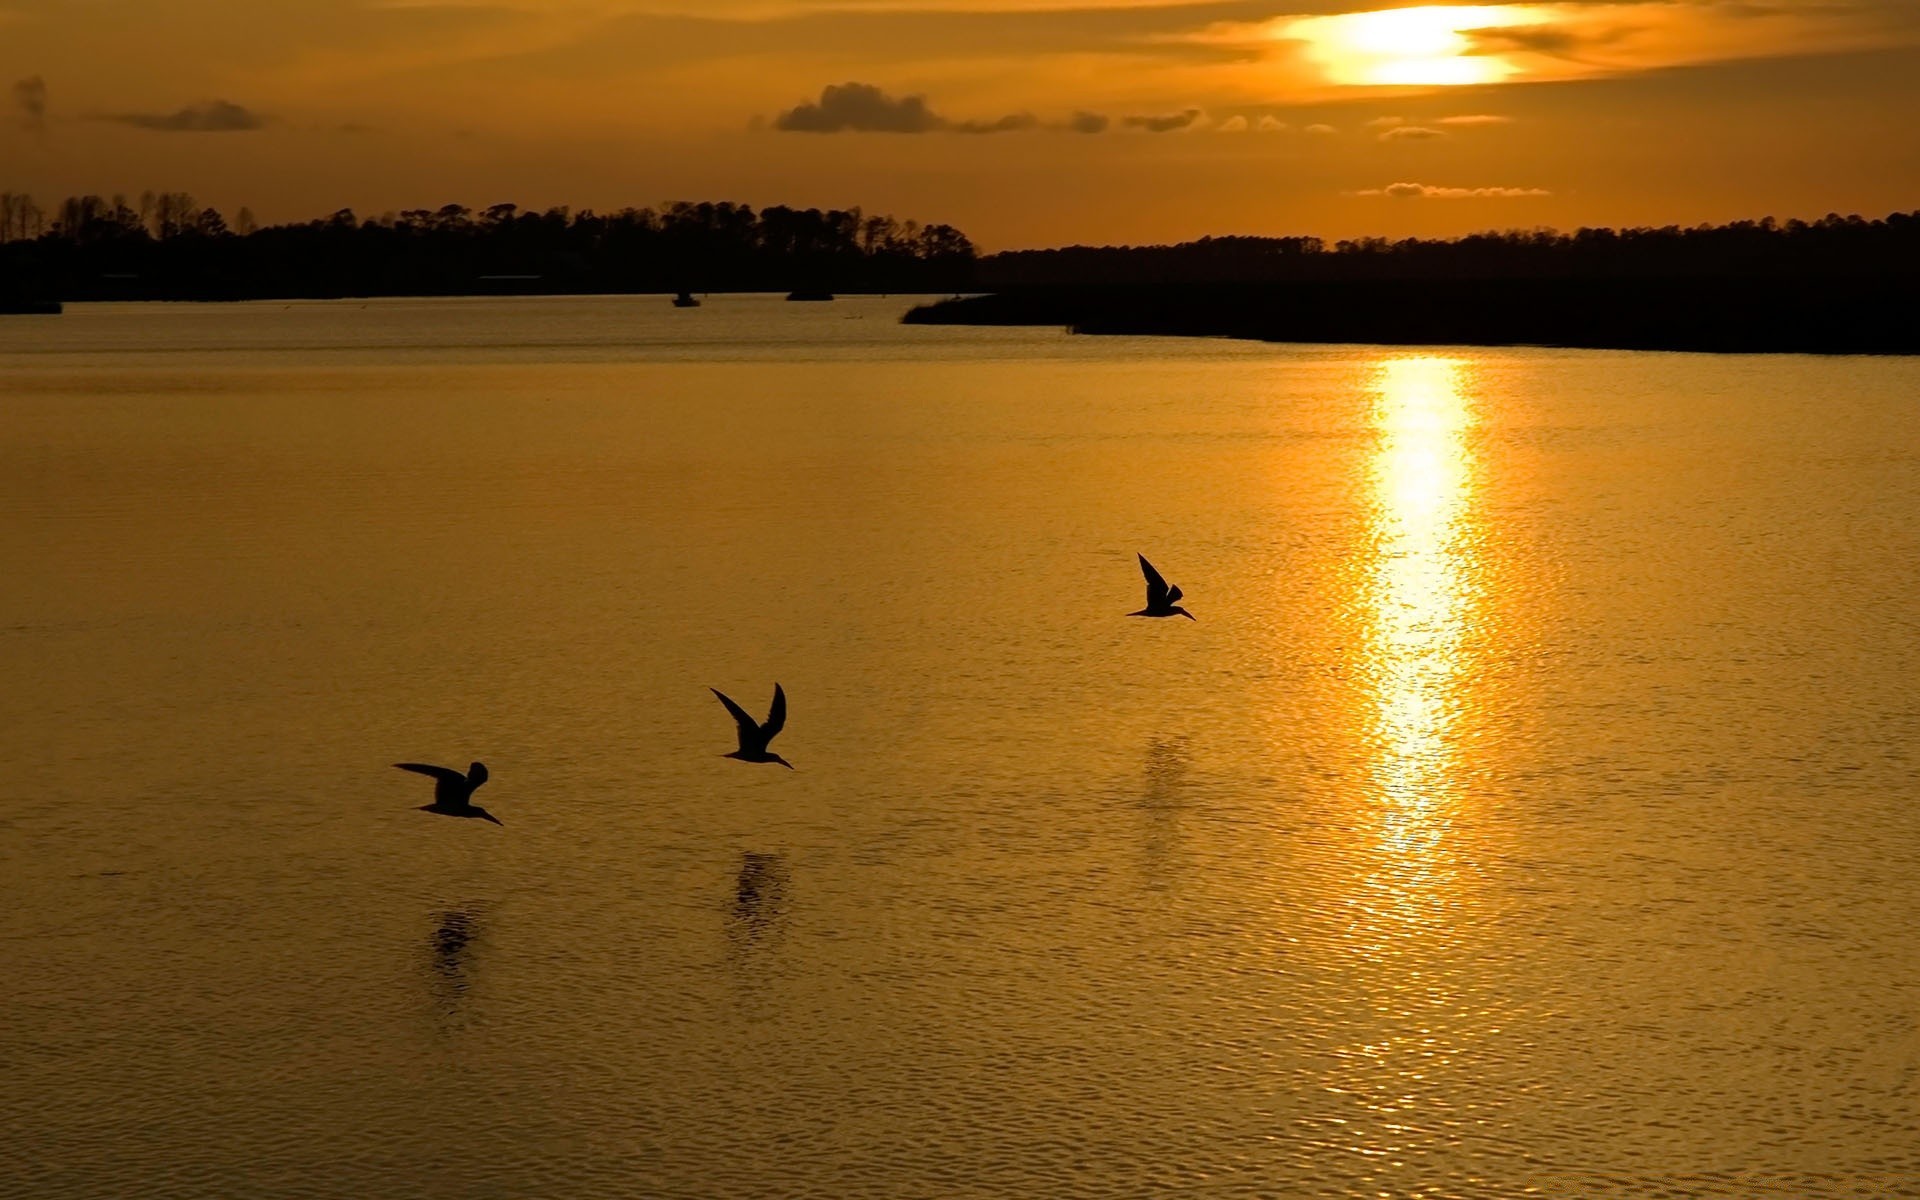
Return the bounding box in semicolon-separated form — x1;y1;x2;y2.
902;279;1920;356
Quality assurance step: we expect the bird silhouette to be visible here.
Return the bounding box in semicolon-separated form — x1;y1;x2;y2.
394;761;502;825
1129;554;1196;620
712;684;794;769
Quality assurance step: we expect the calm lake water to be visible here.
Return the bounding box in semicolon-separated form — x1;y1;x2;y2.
4;296;1919;1198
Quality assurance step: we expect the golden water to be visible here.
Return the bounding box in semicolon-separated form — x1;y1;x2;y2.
4;297;1918;1197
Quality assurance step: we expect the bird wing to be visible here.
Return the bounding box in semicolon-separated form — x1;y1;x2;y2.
1138;554;1170;608
764;683;787;741
712;688;762;751
1167;584;1183;605
394;762;466;785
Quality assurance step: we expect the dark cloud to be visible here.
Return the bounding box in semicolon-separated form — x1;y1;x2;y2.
952;112;1039;134
773;82;1035;134
1380;125;1446;140
1465;23;1586;57
1067;110;1110;134
1465;20;1644;61
108;99;265;132
775;82;942;132
12;75;45;132
1123;107;1204;133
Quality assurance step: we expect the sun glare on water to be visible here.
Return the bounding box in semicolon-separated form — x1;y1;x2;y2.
1283;4;1545;86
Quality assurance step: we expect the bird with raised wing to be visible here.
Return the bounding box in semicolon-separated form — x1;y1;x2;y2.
1129;554;1196;620
394;761;502;825
712;683;794;769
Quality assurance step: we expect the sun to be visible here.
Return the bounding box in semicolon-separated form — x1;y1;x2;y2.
1282;4;1546;87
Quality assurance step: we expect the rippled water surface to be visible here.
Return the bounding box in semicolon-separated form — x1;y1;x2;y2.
4;296;1920;1198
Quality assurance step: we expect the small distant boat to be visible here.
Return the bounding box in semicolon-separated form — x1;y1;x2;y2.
0;298;61;315
673;291;701;308
785;289;833;302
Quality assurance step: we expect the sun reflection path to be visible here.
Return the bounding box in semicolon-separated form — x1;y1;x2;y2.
1317;355;1486;1174
1365;355;1478;871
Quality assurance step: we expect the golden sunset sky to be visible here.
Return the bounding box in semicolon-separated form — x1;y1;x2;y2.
3;0;1918;247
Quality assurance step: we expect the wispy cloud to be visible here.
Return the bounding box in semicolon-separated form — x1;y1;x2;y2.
1349;181;1552;199
953;112;1039;134
1380;125;1446;140
106;99;265;132
11;75;45;133
1438;114;1512;126
1123;107;1205;132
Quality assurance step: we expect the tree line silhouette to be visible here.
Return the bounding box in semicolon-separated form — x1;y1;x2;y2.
908;208;1920;355
6;194;1918;308
980;210;1920;286
0;193;977;301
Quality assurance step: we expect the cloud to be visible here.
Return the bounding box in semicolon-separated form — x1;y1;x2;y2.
1215;114;1248;132
1380;125;1446;141
1465;23;1589;58
1365;115;1403;129
1066;110;1109;134
1438;114;1512;126
1123;107;1204;133
1304;123;1337;135
1257;116;1287;132
775;82;940;132
772;82;1033;135
1350;182;1552;199
952;112;1038;134
12;75;45;133
107;99;265;132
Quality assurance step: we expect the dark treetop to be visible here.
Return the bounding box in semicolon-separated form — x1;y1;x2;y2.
906;208;1920;355
0;193;976;301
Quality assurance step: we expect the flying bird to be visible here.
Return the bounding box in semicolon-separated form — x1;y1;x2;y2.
712;684;794;769
1130;554;1196;620
394;761;502;825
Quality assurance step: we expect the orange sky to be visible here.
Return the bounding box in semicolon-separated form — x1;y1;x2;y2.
3;0;1919;248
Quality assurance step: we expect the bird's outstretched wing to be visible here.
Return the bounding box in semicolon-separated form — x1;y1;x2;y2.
1167;584;1183;605
1138;554;1170;609
764;683;787;741
712;688;761;750
394;762;465;785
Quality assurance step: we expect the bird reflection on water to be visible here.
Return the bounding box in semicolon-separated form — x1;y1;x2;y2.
1137;737;1190;887
725;853;792;1006
426;906;483;1019
729;853;790;948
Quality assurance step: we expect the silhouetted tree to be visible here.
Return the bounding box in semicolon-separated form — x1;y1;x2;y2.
0;191;978;300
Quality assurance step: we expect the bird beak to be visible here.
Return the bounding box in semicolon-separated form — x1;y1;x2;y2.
483;812;504;826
